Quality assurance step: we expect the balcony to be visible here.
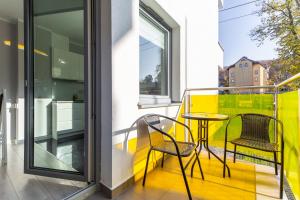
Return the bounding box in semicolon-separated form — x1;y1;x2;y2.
87;73;300;200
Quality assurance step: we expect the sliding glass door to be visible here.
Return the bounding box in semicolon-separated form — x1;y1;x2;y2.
25;0;91;181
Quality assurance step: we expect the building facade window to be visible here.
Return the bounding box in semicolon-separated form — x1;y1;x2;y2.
139;7;170;98
239;63;242;68
245;63;248;67
255;69;259;75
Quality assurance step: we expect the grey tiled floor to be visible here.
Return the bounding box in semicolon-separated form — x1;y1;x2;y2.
0;144;86;200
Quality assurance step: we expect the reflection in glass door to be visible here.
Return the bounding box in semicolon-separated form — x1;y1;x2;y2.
25;0;88;179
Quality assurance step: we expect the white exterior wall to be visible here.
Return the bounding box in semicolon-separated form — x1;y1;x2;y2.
185;0;220;89
109;0;222;189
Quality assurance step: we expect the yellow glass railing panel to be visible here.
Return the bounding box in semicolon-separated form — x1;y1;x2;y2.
278;90;300;199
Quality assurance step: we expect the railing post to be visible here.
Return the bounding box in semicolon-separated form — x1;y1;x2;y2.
184;91;191;142
274;86;278;144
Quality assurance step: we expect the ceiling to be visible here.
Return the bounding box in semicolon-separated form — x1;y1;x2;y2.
0;0;83;43
0;0;23;22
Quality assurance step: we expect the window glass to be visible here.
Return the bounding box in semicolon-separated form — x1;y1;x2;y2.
139;10;169;96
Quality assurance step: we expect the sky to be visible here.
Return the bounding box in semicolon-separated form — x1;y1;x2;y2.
219;0;278;66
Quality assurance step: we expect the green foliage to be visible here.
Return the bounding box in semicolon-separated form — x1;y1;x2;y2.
250;0;300;75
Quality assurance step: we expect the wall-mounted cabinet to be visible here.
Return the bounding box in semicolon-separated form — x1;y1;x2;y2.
52;48;84;81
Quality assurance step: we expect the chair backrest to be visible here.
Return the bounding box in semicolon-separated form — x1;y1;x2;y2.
240;114;272;143
139;114;165;147
136;117;151;149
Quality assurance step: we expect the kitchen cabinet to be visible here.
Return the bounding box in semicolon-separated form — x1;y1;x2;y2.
34;98;52;138
52;48;84;81
52;101;84;140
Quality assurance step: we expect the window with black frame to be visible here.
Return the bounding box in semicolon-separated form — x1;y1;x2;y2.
139;7;170;98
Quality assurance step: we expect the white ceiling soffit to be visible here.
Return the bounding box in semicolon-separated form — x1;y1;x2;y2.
0;0;23;22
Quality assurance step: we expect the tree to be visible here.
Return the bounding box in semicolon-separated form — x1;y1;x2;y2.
250;0;300;75
143;74;153;84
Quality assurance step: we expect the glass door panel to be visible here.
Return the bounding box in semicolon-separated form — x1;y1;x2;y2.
25;0;87;179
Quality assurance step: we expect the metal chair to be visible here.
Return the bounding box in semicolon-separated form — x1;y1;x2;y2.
138;114;204;200
223;114;284;197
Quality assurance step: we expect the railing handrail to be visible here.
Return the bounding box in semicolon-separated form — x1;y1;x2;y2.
186;85;274;91
276;72;300;88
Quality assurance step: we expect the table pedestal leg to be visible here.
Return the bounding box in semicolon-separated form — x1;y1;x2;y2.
191;120;203;175
191;120;231;178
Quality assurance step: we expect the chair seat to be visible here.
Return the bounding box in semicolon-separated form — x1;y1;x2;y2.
231;138;279;152
152;141;196;157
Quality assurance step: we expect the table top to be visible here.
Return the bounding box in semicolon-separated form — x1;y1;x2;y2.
181;112;229;121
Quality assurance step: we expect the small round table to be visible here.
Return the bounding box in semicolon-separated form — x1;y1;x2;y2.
181;112;231;177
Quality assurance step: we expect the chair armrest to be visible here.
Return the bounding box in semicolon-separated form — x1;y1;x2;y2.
144;118;182;154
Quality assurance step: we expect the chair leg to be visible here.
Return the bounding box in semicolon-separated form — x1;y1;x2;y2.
191;139;203;177
143;149;152;186
194;149;204;180
233;144;237;163
177;154;193;200
274;151;278;175
223;142;227;178
161;153;165;168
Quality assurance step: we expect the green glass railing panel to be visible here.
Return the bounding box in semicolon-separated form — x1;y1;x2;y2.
177;93;276;163
214;94;274;144
278;90;300;199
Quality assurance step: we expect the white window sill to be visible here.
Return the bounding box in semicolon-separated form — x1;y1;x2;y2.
138;102;181;109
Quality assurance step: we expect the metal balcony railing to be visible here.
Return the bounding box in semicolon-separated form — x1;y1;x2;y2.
175;72;300;199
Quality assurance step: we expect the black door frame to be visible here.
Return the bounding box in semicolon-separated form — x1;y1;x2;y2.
24;0;93;182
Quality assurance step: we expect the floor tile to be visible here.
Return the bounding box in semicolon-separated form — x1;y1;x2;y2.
87;151;286;200
0;144;86;200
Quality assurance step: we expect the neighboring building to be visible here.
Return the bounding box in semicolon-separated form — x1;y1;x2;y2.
226;57;269;93
218;66;228;87
0;0;224;198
